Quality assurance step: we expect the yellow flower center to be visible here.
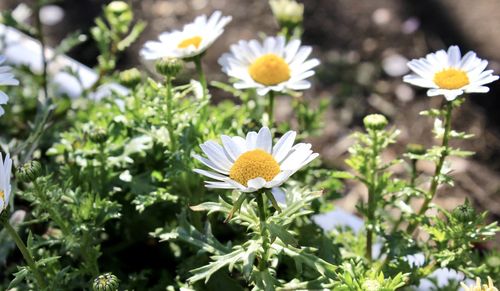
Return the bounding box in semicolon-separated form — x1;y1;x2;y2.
177;36;202;49
229;149;280;186
248;54;291;85
0;190;4;204
433;68;470;89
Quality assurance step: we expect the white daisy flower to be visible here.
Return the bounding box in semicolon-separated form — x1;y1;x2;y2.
194;127;318;194
403;45;499;101
0;56;20;117
0;152;13;212
140;11;232;60
218;36;320;96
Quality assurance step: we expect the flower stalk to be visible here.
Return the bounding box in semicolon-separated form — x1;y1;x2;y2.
1;216;47;289
267;91;275;126
256;191;270;270
407;101;453;234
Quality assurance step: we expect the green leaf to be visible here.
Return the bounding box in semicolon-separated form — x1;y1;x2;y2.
331;171;355;179
117;21;146;51
268;223;298;246
7;267;29;289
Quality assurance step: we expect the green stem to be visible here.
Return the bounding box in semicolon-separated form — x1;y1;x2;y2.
165;76;177;151
366;130;378;263
194;56;208;99
33;181;70;235
267;91;275;126
256;191;270;270
1;220;47;289
407;101;453;234
98;143;107;197
391;159;418;233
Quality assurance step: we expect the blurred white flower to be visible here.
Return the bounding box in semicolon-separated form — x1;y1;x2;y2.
140;11;231;60
0;56;20;117
0;153;13;213
403;45;499;101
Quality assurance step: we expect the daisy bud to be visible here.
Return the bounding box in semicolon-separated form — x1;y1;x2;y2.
452;201;475;223
89;128;108;144
16;160;42;183
119;68;142;88
92;273;119;291
155;58;183;77
406;143;426;156
105;1;133;34
270;0;304;27
363;114;388;131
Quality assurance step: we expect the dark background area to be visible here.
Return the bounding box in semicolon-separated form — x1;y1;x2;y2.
2;0;499;239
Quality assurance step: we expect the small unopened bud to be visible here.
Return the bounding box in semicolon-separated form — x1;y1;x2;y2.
92;273;119;291
105;1;133;34
363;279;381;291
155;57;183;77
17;160;42;183
452;202;475;223
89;128;108;144
119;68;142;88
363;114;388;130
270;0;304;27
406;143;426;156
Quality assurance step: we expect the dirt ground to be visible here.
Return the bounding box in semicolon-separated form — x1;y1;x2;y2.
2;0;500;237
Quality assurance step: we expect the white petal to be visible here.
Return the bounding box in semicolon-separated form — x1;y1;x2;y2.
447;45;461;67
246;131;258;150
200;141;233;170
194;154;229;174
221;135;244;161
271;187;287;206
256;127;272;153
247;177;266;190
272;131;296;163
205;181;237;189
193;169;228;181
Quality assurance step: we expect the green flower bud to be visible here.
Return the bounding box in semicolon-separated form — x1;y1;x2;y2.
92;273;119;291
89;128;108;144
119;68;142;88
406;143;426;155
155;58;183;77
362;279;381;291
363;114;388;131
452;202;475;223
270;0;304;27
16;160;42;183
105;1;133;34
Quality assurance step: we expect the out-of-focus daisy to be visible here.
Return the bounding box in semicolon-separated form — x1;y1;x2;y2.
403;45;499;101
0;153;13;212
0;56;20;117
218;36;320;96
194;127;318;194
140;11;232;60
461;277;498;291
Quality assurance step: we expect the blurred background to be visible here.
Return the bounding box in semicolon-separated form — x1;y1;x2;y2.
1;0;499;238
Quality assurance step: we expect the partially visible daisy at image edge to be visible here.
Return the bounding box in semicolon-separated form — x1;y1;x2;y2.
0;56;20;117
193;127;318;197
140;11;232;60
403;45;499;101
461;277;498;291
218;36;320;96
0;152;13;212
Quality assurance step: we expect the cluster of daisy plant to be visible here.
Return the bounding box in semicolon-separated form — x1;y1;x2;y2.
0;0;499;290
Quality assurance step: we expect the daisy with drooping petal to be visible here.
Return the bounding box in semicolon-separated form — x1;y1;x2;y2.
218;36;320;96
0;56;20;117
140;11;232;60
403;45;499;101
194;127;318;195
0;152;13;213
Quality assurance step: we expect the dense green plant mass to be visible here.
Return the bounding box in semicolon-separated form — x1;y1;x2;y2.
0;1;499;290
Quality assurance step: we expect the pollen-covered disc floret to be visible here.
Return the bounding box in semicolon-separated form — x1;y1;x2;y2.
140;11;232;60
403;45;499;101
0;55;20;117
194;127;318;194
218;36;320;96
0;152;13;213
